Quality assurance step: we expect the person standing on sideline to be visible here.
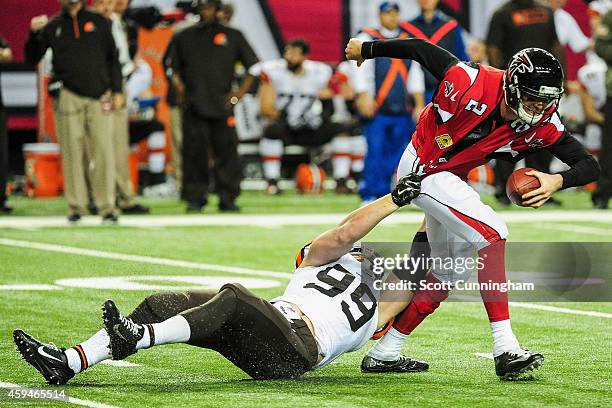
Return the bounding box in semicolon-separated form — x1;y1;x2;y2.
400;0;468;103
0;34;12;214
92;0;150;214
163;10;201;197
25;0;122;224
171;0;258;212
354;1;425;203
486;0;564;205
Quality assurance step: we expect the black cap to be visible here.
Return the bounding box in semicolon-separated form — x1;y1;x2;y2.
194;0;222;9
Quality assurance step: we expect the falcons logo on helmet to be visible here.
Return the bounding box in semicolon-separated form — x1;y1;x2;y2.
508;51;534;78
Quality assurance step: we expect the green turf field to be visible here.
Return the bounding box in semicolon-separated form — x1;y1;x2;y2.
0;190;610;408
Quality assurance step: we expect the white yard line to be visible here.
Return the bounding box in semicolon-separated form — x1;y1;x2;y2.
0;238;292;280
1;238;610;320
0;210;612;229
0;284;62;290
509;302;612;318
474;353;494;360
0;381;119;408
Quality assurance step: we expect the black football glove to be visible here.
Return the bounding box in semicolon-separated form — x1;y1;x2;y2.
392;173;422;207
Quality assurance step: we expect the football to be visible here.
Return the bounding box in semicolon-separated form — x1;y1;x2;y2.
506;167;541;206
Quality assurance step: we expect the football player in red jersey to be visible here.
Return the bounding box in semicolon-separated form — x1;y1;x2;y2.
346;38;600;379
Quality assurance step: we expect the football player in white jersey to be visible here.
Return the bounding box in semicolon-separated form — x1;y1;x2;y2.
254;39;360;194
13;175;425;384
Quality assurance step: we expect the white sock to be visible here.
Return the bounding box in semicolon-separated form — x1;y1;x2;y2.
350;135;366;173
139;315;191;349
491;319;520;357
148;152;166;174
147;131;167;174
65;329;111;374
332;136;352;179
136;325;151;350
260;138;283;180
366;327;407;361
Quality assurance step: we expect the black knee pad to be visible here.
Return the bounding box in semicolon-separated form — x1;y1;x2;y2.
128;291;192;324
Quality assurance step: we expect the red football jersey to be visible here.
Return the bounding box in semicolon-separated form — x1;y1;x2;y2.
411;62;565;179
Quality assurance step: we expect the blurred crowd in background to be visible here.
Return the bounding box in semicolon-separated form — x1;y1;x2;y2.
0;0;610;222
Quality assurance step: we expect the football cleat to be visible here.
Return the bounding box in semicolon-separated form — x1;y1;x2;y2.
361;354;429;373
495;349;544;380
13;329;74;385
102;299;144;360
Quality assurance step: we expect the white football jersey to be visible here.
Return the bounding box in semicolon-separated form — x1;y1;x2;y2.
272;252;379;370
578;54;607;110
250;59;333;129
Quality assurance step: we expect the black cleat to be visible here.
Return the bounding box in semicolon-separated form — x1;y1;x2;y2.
495;349;544;380
361;355;429;373
102;213;119;225
121;204;150;214
186;202;204;213
593;197;609;210
13;329;74;385
219;201;240;212
0;202;13;214
102;299;144;360
67;214;81;224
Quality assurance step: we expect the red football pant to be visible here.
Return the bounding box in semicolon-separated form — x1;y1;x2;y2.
477;240;510;322
392;273;449;335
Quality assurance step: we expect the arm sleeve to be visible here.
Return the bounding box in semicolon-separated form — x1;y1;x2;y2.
248;61;263;77
237;31;258;69
361;38;459;81
104;20;122;93
169;32;186;79
549;131;600;189
24;28;50;65
162;36;177;78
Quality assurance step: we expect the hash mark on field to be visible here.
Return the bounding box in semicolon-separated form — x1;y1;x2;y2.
0;381;119;408
0;238;292;279
474;353;494;360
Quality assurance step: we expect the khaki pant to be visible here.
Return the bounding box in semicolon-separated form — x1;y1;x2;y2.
55;88;116;216
113;105;137;208
170;106;183;190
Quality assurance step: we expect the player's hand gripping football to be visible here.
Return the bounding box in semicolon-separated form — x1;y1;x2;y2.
345;38;365;67
521;170;563;208
392;173;422;207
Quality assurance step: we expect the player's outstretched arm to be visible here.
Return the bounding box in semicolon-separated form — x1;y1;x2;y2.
302;174;421;267
345;37;458;81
